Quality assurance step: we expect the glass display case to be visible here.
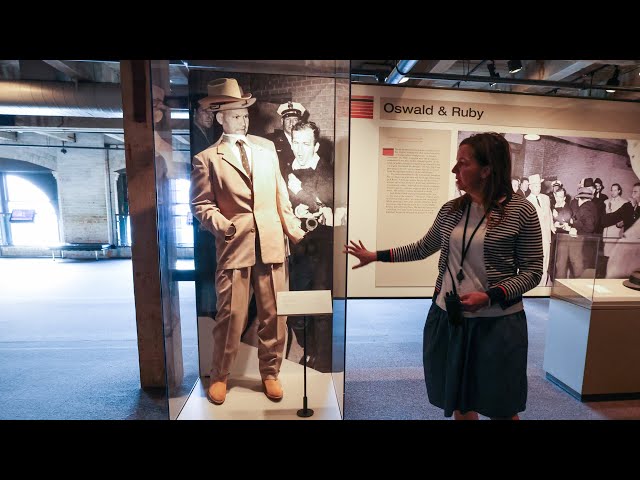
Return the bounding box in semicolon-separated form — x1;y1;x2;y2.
148;60;350;419
543;233;640;400
550;233;640;309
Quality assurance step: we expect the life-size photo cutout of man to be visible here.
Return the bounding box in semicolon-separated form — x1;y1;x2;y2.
190;78;306;405
285;121;334;372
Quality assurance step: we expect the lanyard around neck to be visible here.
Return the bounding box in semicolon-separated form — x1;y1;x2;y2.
456;202;486;284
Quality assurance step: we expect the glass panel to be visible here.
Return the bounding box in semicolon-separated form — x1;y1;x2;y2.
150;61;198;420
552;233;602;308
186;63;346;419
332;76;350;417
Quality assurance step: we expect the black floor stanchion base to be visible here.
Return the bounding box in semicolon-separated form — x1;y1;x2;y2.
297;408;314;417
297;396;314;417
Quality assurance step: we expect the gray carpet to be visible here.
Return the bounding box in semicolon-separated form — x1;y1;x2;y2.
0;258;198;420
2;258;639;420
344;298;640;420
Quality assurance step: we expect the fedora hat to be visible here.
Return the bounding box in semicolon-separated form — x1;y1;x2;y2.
528;173;544;185
575;186;595;199
198;78;257;110
211;98;257;112
623;270;640;290
580;177;595;188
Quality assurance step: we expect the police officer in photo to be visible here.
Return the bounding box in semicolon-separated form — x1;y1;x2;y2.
267;101;306;179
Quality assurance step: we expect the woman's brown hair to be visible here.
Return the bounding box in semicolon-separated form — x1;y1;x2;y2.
452;132;513;227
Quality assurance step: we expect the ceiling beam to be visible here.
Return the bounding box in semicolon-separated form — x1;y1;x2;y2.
104;133;124;143
35;132;76;143
539;60;596;81
511;60;597;93
0;131;17;141
42;60;91;81
594;60;640;66
425;60;458;73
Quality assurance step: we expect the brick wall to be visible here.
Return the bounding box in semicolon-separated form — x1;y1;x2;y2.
56;133;110;243
0;132;57;170
537;137;639;198
252;75;336;144
522;139;546;186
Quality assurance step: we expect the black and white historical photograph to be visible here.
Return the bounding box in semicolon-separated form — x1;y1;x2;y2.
459;131;640;284
188;71;341;373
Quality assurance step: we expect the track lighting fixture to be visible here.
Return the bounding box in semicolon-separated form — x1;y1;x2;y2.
606;66;620;93
508;60;523;74
487;61;500;86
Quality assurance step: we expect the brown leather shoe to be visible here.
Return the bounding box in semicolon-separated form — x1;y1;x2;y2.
207;379;228;405
263;378;283;401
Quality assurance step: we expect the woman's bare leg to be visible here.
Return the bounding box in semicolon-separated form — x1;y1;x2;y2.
453;410;479;420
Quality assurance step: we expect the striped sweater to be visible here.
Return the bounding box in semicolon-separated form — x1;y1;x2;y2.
378;195;543;307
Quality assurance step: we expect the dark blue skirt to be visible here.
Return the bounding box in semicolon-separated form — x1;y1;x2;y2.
423;303;528;418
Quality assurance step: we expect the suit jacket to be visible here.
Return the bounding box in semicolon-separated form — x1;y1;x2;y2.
266;129;295;178
527;193;554;242
190;134;305;270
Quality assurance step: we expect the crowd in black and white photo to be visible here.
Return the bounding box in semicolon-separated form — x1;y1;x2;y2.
511;173;640;284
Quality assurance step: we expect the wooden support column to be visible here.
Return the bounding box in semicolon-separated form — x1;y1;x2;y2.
120;60;167;388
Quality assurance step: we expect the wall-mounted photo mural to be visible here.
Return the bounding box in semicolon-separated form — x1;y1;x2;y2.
188;71;344;376
458;132;640;285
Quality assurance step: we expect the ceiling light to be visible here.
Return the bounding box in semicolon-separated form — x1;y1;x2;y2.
606;66;620;93
508;60;523;74
524;133;540;141
487;61;500;87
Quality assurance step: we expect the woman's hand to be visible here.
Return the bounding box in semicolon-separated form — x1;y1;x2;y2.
459;292;490;312
343;240;377;269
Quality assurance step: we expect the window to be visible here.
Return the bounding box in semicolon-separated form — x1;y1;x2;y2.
6;175;60;246
171;178;193;247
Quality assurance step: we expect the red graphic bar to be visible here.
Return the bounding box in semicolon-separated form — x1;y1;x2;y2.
382;148;394;156
350;95;374;119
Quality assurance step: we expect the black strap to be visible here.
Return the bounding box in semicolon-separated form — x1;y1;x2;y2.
446;262;458;295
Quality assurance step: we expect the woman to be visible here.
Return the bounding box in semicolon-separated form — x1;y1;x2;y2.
344;132;542;420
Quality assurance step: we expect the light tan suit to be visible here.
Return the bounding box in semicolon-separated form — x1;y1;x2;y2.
191;134;305;381
527;192;554;286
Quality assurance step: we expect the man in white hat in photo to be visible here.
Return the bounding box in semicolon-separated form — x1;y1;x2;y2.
526;174;554;286
267;101;306;180
190;78;306;405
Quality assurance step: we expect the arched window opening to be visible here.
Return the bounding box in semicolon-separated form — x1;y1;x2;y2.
6;174;60;246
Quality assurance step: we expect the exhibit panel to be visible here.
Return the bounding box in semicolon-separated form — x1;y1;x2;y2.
149;61;196;420
348;83;640;298
158;61;349;419
543;234;640;399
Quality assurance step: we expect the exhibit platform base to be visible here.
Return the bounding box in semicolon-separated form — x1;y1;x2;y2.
546;373;640;402
177;342;341;420
543;280;640;400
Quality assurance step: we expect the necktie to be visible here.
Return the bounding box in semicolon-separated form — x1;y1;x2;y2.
536;196;541;207
236;139;251;179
